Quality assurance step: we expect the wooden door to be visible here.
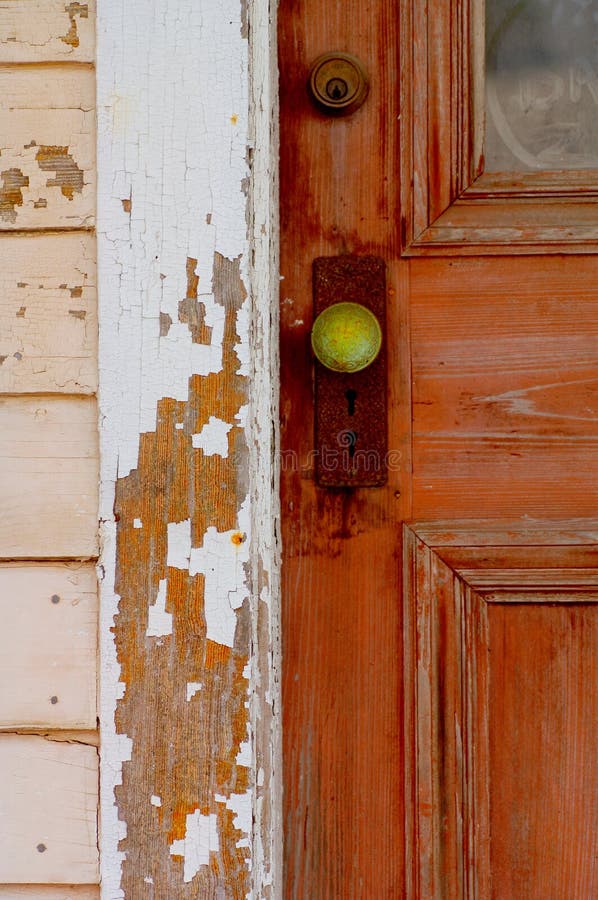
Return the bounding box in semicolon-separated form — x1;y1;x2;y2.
279;0;598;897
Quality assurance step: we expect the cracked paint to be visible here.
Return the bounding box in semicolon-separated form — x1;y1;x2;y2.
98;0;279;895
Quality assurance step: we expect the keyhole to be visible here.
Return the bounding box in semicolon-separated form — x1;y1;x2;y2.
347;430;357;459
346;388;357;416
326;77;349;101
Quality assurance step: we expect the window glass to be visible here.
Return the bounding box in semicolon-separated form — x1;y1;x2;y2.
485;0;598;170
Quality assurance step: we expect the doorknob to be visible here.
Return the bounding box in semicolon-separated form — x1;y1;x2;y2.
311;302;382;372
312;256;387;487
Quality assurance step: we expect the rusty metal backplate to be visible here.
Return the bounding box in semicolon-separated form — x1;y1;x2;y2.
313;255;387;487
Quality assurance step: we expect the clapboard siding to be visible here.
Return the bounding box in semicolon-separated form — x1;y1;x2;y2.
0;736;98;884
0;233;96;394
0;1;95;64
0;66;94;230
0;564;97;728
0;397;98;558
0;889;98;899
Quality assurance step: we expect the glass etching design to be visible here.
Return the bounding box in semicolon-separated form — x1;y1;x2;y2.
485;0;598;170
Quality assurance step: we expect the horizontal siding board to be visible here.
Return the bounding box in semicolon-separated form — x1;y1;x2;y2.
0;735;98;883
0;67;94;229
0;889;98;899
0;396;98;558
0;563;97;728
0;1;95;63
0;233;96;394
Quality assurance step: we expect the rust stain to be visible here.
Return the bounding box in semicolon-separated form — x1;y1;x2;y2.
231;532;245;546
16;307;26;317
70;286;83;298
0;356;6;366
121;198;132;213
69;309;86;319
0;168;29;223
114;254;250;896
36;146;84;200
34;198;48;209
60;2;89;48
178;258;212;344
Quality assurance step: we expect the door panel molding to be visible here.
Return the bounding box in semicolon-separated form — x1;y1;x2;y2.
400;0;598;255
403;521;598;898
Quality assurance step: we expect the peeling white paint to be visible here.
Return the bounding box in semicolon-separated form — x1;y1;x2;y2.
133;518;143;529
169;810;219;883
166;519;192;571
192;415;233;457
186;682;203;701
146;579;172;637
150;795;162;807
189;495;251;647
98;0;280;896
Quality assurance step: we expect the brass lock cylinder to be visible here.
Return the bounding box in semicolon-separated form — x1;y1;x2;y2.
308;53;369;116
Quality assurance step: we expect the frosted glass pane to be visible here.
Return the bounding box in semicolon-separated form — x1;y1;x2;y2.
485;0;598;171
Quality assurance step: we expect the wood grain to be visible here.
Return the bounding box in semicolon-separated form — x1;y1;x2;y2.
0;233;96;394
0;563;96;728
0;67;94;230
0;1;95;63
111;255;251;896
279;0;408;896
0;735;98;884
411;256;598;519
403;524;598;898
0;396;98;558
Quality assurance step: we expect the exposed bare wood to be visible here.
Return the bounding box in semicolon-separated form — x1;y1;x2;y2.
0;1;95;64
110;255;252;895
0;563;96;728
0;233;96;394
0;735;98;884
0;67;94;230
0;396;98;558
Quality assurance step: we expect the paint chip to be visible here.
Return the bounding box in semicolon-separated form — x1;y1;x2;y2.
169;811;219;883
150;795;162;807
133;518;143;529
166;519;191;570
192;416;232;457
146;579;173;637
186;682;203;701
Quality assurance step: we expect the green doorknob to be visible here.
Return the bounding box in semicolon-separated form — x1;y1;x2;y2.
311;302;382;373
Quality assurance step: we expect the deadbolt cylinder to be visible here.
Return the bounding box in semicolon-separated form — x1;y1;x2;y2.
308;53;369;116
311;302;382;373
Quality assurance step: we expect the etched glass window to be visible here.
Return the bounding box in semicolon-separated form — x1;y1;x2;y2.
485;0;598;170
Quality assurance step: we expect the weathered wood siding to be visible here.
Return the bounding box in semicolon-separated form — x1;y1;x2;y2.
0;2;99;893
